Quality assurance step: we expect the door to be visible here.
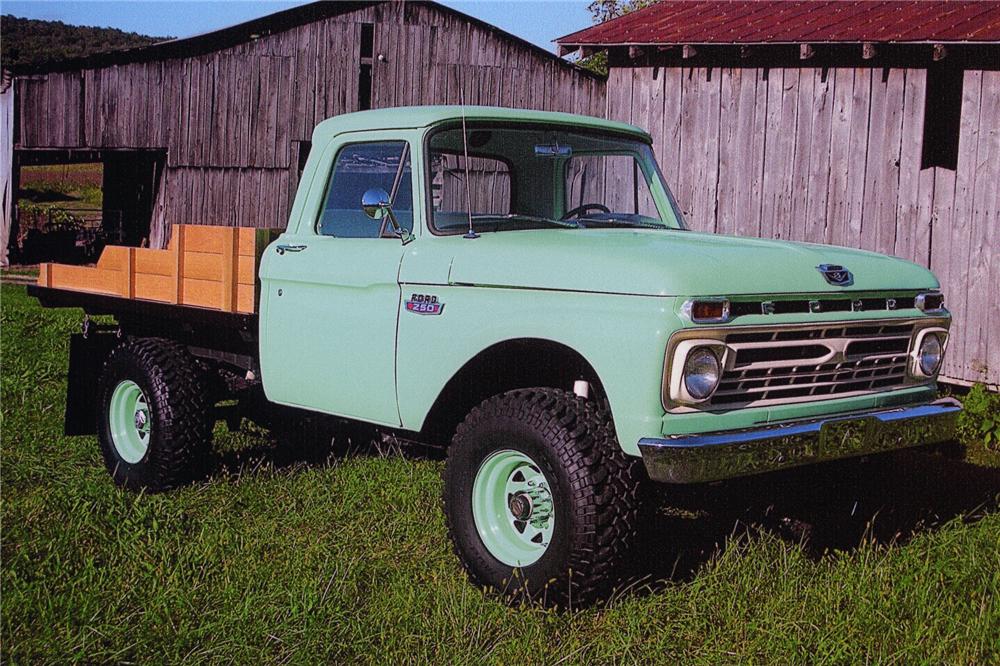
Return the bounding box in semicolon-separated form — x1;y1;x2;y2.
260;140;415;426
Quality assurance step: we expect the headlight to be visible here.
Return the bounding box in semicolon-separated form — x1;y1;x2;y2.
683;347;721;400
917;334;943;375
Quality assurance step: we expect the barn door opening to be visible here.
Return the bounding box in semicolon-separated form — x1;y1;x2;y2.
10;148;164;265
101;150;165;247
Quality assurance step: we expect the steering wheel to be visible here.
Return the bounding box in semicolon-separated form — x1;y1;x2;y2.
561;203;610;220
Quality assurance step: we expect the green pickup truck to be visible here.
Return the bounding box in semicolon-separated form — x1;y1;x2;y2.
31;106;960;604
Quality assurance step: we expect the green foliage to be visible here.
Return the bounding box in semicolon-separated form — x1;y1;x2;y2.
1;14;171;69
587;0;659;24
576;51;609;77
3;284;1000;664
15;201;86;232
959;384;1000;452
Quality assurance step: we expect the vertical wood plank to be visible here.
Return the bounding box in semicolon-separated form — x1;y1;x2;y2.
964;70;998;384
985;72;1000;386
787;67;816;242
125;248;136;298
173;224;186;304
804;68;835;245
760;68;799;240
943;70;983;380
221;227;238;311
895;69;928;265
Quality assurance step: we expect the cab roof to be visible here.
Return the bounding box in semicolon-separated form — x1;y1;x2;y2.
312;106;651;143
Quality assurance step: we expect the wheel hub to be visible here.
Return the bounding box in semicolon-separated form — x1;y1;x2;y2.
524;485;553;527
508;493;532;521
134;409;148;431
471;449;556;567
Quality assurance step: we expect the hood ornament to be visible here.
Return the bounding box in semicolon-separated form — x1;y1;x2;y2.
817;264;853;286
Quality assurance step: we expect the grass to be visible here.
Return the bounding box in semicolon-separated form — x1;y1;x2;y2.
19;163;103;209
3;283;999;664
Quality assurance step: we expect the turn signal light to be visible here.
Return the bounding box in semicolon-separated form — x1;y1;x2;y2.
916;292;945;312
685;299;730;323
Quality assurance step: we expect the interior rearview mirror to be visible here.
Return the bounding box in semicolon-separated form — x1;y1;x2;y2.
361;187;414;245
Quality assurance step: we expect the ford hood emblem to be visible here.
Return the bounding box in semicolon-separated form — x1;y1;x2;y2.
817;264;853;286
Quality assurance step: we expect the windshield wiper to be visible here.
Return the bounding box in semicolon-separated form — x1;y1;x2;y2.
472;214;580;229
575;217;668;230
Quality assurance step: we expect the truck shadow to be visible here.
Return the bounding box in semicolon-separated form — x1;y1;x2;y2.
210;420;445;478
210;427;999;600
629;448;1000;593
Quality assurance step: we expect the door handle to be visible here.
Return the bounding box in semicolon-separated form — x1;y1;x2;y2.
276;244;307;255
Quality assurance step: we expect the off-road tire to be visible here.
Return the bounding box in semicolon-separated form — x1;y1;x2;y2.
96;337;213;491
444;388;641;607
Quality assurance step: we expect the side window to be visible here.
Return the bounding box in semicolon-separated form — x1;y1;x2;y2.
317;141;413;238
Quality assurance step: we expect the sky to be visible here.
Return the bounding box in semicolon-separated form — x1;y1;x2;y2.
2;0;594;53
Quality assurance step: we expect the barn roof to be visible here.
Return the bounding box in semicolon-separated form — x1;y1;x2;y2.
557;1;1000;48
16;0;598;78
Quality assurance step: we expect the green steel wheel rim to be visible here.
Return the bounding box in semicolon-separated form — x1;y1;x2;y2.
108;379;151;464
472;449;555;567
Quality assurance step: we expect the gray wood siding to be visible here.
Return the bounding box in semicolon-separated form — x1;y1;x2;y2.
608;65;998;387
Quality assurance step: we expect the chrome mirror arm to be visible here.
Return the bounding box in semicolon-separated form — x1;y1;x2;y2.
361;187;414;245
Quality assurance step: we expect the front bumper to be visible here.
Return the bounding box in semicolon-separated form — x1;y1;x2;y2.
639;397;961;483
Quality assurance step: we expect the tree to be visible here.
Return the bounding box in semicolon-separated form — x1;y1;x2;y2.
1;15;171;70
587;0;658;24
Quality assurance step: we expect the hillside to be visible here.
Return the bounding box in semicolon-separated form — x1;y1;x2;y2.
1;14;172;70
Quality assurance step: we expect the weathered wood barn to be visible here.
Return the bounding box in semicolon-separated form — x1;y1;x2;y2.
10;0;604;248
558;0;1000;388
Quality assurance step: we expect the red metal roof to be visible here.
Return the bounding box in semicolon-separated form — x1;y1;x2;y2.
557;1;1000;46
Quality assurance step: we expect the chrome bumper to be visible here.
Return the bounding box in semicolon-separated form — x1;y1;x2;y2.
639;398;962;484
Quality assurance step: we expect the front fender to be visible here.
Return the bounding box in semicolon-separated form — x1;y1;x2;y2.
396;286;680;456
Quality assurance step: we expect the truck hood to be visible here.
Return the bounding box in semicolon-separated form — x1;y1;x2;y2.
447;229;939;296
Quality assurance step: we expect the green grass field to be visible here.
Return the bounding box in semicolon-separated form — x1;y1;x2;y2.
3;283;999;664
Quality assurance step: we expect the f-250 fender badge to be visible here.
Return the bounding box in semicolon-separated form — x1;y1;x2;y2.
405;293;444;315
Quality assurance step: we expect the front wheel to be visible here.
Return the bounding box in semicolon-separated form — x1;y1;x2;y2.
444;388;641;606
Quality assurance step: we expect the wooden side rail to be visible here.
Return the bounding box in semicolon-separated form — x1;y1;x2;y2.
37;225;280;314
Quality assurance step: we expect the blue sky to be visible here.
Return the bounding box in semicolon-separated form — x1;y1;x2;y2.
2;1;594;53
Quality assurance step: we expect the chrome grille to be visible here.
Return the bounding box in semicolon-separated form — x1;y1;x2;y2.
728;296;917;318
708;322;915;408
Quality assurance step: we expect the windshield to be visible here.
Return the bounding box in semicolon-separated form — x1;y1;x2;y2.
427;124;686;234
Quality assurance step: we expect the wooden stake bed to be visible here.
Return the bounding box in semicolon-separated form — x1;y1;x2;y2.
37;225;280;314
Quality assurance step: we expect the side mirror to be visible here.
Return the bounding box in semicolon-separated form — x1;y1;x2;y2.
361;187;414;245
361;188;391;221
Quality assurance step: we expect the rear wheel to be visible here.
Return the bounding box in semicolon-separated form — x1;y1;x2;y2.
97;337;213;491
444;388;641;606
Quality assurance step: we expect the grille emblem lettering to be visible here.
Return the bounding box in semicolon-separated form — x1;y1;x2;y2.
817;264;853;286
